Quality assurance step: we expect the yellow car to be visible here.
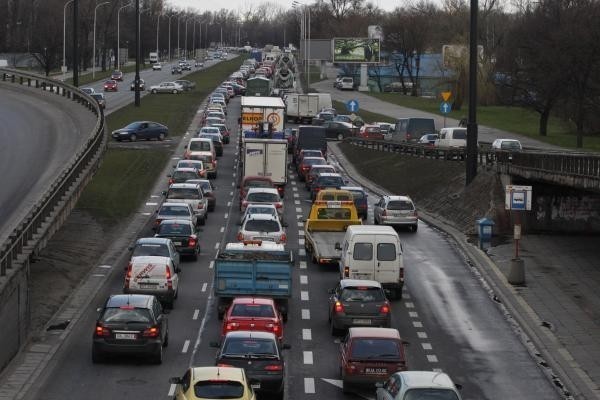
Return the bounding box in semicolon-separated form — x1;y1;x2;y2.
170;366;257;400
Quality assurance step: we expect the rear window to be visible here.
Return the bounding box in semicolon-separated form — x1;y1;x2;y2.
102;308;151;323
194;381;244;399
404;389;460;400
247;206;276;216
231;304;275;318
189;141;211;151
160;205;191;216
501;141;521;150
387;200;414;211
341;287;385;302
247;192;279;202
305;158;326;166
167;188;200;199
244;219;280;232
353;243;373;260
350;338;401;359
178;161;203;170
157;223;192;235
190;154;212;163
173;171;198;181
452;129;467;139
377;243;397;261
348;190;365;200
132;243;170;257
303;150;322;158
318;176;344;187
223;338;277;355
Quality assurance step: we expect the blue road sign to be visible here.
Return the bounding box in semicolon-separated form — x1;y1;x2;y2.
346;99;359;113
440;101;451;114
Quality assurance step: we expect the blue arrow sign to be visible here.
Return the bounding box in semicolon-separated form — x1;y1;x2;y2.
440;101;451;114
346;99;359;113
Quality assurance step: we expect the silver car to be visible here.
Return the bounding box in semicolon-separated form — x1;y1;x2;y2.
239;203;280;225
163;183;208;224
237;214;286;244
374;195;418;232
150;81;184;94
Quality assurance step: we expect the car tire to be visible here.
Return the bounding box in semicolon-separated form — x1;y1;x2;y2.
151;345;163;364
342;380;351;394
151;89;157;94
163;332;169;347
200;216;206;226
374;216;379;225
412;224;418;232
91;346;104;363
158;132;165;141
172;90;178;94
330;321;343;336
337;133;344;141
130;134;137;142
191;251;198;261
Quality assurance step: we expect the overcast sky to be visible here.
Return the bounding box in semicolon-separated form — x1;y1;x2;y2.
167;0;406;13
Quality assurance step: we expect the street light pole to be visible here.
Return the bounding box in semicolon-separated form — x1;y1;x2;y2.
156;13;160;57
466;0;479;185
168;14;175;61
134;0;140;106
62;0;74;81
92;1;110;79
73;0;78;86
177;16;181;59
185;18;189;59
117;2;132;69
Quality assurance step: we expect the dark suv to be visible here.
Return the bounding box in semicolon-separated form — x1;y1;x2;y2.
92;294;169;364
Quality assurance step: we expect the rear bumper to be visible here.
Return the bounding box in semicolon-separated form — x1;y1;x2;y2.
92;339;161;356
124;287;175;303
246;373;284;394
379;216;418;226
332;315;391;330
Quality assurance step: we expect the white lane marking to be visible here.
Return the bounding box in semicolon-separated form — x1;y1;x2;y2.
422;343;433;350
303;351;314;364
193;309;200;320
214;243;220;249
427;355;439;363
230;191;233;196
304;378;315;394
150;195;160;198
298;249;306;257
209;261;214;269
201;283;208;292
145;202;158;206
300;275;308;284
182;340;190;353
171;156;181;160
231;182;235;186
298;238;305;246
417;331;428;339
413;321;423;328
405;302;415;308
142;212;151;216
301;309;311;319
433;368;443;372
302;329;312;340
291;181;297;185
296;207;302;212
299;261;307;269
227;201;231;206
232;173;236;178
98;265;112;269
409;311;419;318
168;383;176;396
220;227;225;233
301;291;309;301
297;221;304;227
403;293;411;299
91;274;104;277
224;213;229;219
298;230;305;236
294;200;301;205
321;378;342;389
293;193;299;199
293;187;298;191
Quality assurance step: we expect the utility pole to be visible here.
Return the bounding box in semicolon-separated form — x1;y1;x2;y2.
72;0;78;87
466;0;478;184
134;0;140;106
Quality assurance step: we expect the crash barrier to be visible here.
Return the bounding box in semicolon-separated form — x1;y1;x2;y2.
0;68;106;370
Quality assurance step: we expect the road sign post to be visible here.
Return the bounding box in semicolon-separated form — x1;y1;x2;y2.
439;101;451;128
505;185;532;285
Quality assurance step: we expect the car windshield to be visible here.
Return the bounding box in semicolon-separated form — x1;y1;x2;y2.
189;141;211;151
452;129;467;139
501;141;521;150
231;304;275;318
244;220;280;232
318;176;344;187
387;200;414;211
102;308;151;323
404;389;460;400
173;171;198;181
168;188;200;199
132;243;170;257
244;180;272;189
178;161;203;169
125;122;142;129
341;287;385;302
350;338;400;359
189;154;212;163
91;94;103;100
247;193;279;202
316;208;351;220
223;338;277;355
305;159;326;167
157;223;192;235
201;128;220;134
194;381;244;399
160;205;190;216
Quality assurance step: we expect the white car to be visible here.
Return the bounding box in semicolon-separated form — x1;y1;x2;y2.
239;203;280;225
241;188;284;218
376;371;463;400
237;214;286;244
150;81;184;94
491;138;523;151
152;63;162;71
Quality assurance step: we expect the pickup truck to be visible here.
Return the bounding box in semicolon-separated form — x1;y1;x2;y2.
214;241;293;320
304;201;362;265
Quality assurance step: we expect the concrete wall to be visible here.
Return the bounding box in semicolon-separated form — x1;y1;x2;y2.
0;258;29;371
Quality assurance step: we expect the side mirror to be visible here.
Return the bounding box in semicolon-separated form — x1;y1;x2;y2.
96;307;102;313
169;377;182;385
282;343;291;350
161;190;167;196
334;242;342;251
127;246;133;251
209;341;221;348
282;221;289;227
455;384;463;391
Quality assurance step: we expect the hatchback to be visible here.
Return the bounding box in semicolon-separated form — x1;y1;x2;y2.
241;188;284;217
310;173;346;201
239;176;275;209
187;151;217;179
305;164;337;190
170;366;257;400
329;279;391;335
222;297;283;340
168;167;203;185
154;202;198;230
340;186;369;220
374;195;418;232
237;214;286;244
198;133;224;157
92;294;168;364
359;125;385;140
239;203;279;225
376;371;463;400
298;157;327;181
103;79;118;91
155;219;200;260
173;160;207;179
111;70;124;81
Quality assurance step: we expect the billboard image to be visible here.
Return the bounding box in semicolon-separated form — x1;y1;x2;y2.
332;38;380;63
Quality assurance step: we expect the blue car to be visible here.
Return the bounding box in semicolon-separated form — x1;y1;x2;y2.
111;121;168;142
340;186;369;220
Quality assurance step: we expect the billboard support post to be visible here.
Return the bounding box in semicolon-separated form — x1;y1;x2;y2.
359;63;368;91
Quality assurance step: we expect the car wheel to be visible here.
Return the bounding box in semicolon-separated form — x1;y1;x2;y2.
151;89;157;94
129;134;137;142
172;90;178;94
200;216;206;226
342;380;351;394
330;321;342;336
337;133;344;141
163;332;169;347
151;345;163;364
91;346;104;363
158;132;165;141
412;223;418;232
191;251;198;261
374;215;379;225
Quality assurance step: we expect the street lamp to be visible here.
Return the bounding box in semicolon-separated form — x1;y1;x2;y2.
62;0;74;81
92;1;110;78
177;15;183;60
156;13;161;58
185;18;190;60
117;2;132;69
168;14;176;61
292;1;310;89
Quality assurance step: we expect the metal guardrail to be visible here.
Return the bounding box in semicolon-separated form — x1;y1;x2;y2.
0;68;107;276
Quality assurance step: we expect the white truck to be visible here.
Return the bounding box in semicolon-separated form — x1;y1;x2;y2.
240;96;286;133
241;138;288;192
285;93;332;124
149;52;159;63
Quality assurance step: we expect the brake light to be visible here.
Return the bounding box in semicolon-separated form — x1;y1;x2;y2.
197;202;204;209
268;323;281;335
225;322;239;331
237;232;244;241
380;302;390;314
168;178;174;185
242;200;248;207
280;233;287;243
275;203;282;209
399;268;404;281
124;262;132;288
95;324;110;337
302;165;309;171
212;161;217;168
345;363;357;374
217;364;234;368
188;236;197;248
142;326;160;338
165;265;173;290
264;364;283;371
344;266;349;277
277;186;284;193
334;301;344;313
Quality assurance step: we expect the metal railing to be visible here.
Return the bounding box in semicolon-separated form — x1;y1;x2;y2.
0;68;107;276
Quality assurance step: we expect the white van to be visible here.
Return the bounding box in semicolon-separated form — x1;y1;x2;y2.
124;255;180;308
434;127;467;149
337;225;404;300
184;137;215;160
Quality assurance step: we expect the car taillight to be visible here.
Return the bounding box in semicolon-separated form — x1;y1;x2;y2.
242;201;248;207
225;322;239;331
212;161;217;168
344;266;349;278
345;363;357;374
197;202;204;209
168;178;174;185
188;236;197;247
302;165;309;171
380;302;390;314
277;186;284;193
142;326;160;338
413;210;418;217
280;233;287;243
314;187;322;192
264;364;283;371
165;265;173;290
399;268;404;281
275;203;282;209
382;210;387;217
217;363;234;368
155;219;162;226
124;262;132;288
237;232;244;241
95;324;111;337
267;323;281;335
334;301;344;313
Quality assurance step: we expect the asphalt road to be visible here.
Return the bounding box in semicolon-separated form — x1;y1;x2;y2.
25;96;563;400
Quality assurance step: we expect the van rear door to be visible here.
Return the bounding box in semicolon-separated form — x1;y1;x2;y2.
348;234;375;280
374;235;401;286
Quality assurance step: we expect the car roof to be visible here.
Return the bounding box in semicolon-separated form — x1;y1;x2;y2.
173;167;198;173
169;183;199;189
398;371;457;390
106;294;153;308
385;195;413;201
161;202;191;207
349;327;401;339
136;237;171;245
318;173;342;178
191;366;245;382
224;330;278;340
245;214;279;222
231;297;275;305
159;219;193;225
246;187;279;195
340;279;382;288
311;165;335;170
246;203;277;209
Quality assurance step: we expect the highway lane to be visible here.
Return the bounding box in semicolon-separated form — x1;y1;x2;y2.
0;82;96;243
26;96;562;400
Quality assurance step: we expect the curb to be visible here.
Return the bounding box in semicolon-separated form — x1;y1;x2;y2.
328;141;596;400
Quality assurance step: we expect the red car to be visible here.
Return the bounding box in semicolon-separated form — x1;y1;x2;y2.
298;157;327;182
359;125;385;140
103;80;118;92
222;297;284;340
239;176;275;209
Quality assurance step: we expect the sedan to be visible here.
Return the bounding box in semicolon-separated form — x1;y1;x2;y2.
241;188;283;217
297;157;327;181
130;78;145;91
103;79;118;92
211;124;231;144
155;219;200;260
154;202;198;230
81;87;95;95
187;179;216;212
90;93;106;109
171;66;183;74
323;121;358;140
111;121;168;142
329;279;391;336
237;214;287;244
211;331;290;397
168;167;204;185
152;63;162;71
170;367;257;400
174;79;196;91
110;70;124;81
222;297;284;339
359;124;385;140
150;82;184;94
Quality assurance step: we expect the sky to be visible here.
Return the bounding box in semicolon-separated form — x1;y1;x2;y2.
167;0;406;13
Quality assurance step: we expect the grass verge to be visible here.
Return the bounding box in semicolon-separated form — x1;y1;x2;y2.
77;56;242;225
332;100;396;124
65;63;154;86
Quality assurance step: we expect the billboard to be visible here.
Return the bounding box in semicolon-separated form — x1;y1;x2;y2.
368;26;383;41
332;38;380;63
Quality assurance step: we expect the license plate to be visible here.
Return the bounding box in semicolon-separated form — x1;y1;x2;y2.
353;319;372;325
251;383;261;389
140;284;157;289
173;241;183;246
365;367;387;374
115;333;136;340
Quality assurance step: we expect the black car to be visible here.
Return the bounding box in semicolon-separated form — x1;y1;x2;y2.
174;79;196;91
130;78;146;91
312;111;335;126
154;219;200;260
322;121;359;140
92;294;168;364
171;66;182;74
111;121;168;141
90;93;106;109
211;331;290;397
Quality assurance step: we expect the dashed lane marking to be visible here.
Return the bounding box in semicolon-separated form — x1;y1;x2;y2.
91;274;104;277
227;201;231;207
220;227;225;233
300;275;308;284
422;343;433;350
301;291;309;301
145;202;158;206
201;283;207;292
193;309;200;320
413;321;423;328
302;329;312;340
150;195;160;198
291;181;297;185
403;293;411;299
299;261;307;269
301;309;311;319
417;331;428;339
293;187;298;191
295;200;301;205
142;212;151;216
98;265;111;269
224;213;229;219
433;368;443;372
297;221;304;227
304;378;315;394
298;230;304;236
409;311;419;318
214;243;220;249
182;340;190;353
427;355;439;363
231;182;235;186
230;191;233;196
405;302;415;308
209;261;214;269
303;351;314;364
299;238;305;246
296;207;302;212
168;384;176;396
298;249;306;257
